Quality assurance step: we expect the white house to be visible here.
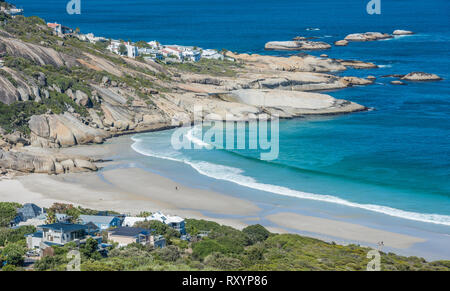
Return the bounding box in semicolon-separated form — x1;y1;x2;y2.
147;40;161;50
126;43;138;58
201;49;224;60
122;216;146;227
182;50;201;62
161;46;183;60
148;212;186;235
83;33;107;43
122;212;186;234
107;41;138;58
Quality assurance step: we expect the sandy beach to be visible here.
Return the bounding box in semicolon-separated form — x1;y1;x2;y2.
0;134;444;259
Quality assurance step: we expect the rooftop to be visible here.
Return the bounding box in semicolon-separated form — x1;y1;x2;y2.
38;223;88;232
79;215;118;225
108;227;150;237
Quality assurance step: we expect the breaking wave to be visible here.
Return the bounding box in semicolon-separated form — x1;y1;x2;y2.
131;136;450;226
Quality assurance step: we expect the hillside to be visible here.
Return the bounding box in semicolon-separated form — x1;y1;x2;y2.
0;11;376;176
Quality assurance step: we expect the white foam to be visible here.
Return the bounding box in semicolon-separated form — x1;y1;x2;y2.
185;126;214;149
131;136;450;226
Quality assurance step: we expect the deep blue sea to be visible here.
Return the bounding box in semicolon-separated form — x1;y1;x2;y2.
14;0;450;226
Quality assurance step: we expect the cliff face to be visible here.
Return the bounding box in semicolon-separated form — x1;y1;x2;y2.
0;13;374;176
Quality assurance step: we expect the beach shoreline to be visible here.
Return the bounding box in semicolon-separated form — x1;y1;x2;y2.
1;133;449;261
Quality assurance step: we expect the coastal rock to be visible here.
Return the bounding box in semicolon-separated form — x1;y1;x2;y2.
3;132;29;146
113;120;130;131
342;76;374;86
0;36;78;67
60;159;75;172
225;52;346;72
265;40;331;51
0;149;98;174
320;54;328;58
400;72;442;81
344;32;392;42
391;80;405;85
0;73;20;104
366;76;376;80
334;40;348;46
29;112;109;147
32;86;41;102
75;90;92;107
241;72;350;92
74;158;97;171
336;59;378;69
230;89;366;116
393;30;414;35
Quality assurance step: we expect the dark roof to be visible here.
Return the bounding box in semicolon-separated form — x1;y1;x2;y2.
108;227;149;237
17;203;42;220
85;222;99;228
38;223;88;232
79;215;118;225
27;231;43;238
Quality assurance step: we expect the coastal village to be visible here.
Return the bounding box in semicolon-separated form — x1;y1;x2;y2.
4;201;193;269
45;21;230;64
0;2;448;272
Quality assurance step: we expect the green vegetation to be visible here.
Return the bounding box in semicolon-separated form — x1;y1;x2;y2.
9;208;445;271
0;225;35;246
168;58;242;77
0;202;20;227
0;14;168;134
45;203;120;224
0;242;27;267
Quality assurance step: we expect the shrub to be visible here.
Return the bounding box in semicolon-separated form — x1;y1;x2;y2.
154;245;181;262
0;242;26;266
0;202;20;227
242;224;270;244
204;252;243;270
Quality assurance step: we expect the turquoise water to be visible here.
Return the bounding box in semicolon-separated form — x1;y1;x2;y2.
15;0;450;226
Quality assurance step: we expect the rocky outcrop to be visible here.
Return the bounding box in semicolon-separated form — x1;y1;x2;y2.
334;40;348;46
391;80;405;85
0;149;98;175
341;77;374;86
393;30;414;35
344;32;392;42
0;36;78;67
226;52;346;72
0;73;19;104
0;67;43;104
28;113;110;148
336;59;378;69
400;72;442;81
229;89;366;117
265;40;331;51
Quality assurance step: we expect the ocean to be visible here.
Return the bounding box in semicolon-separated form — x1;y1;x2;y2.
14;1;450;228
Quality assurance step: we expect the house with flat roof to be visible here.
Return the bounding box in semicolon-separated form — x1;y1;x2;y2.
149;212;186;235
38;223;88;246
26;223;102;254
122;216;146;227
108;227;165;248
79;215;122;230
